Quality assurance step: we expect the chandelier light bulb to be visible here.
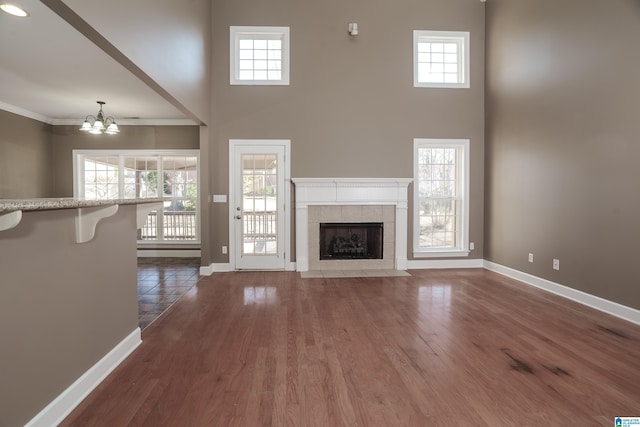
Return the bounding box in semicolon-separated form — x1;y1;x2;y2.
79;101;120;135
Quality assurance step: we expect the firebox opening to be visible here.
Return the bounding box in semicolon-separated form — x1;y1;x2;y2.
319;222;383;260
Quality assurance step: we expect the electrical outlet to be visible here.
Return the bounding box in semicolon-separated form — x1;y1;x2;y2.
222;246;228;254
470;242;475;250
553;259;560;270
528;253;534;263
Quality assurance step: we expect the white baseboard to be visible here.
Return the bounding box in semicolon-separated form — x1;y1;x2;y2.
484;261;640;326
137;249;201;258
25;328;142;427
200;262;232;276
200;262;297;275
407;259;484;269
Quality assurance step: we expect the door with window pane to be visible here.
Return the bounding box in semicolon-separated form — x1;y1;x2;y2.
232;143;286;270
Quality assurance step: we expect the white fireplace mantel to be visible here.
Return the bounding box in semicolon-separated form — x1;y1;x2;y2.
292;178;413;272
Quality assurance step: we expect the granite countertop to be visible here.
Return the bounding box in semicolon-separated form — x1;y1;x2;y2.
0;198;164;214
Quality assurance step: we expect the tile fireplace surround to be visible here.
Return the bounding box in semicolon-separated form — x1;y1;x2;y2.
292;178;412;272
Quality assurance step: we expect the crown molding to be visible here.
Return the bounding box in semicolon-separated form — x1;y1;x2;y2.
0;103;199;126
50;118;199;126
0;101;52;124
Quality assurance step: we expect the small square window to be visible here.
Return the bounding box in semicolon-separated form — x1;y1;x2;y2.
230;26;290;85
414;30;469;88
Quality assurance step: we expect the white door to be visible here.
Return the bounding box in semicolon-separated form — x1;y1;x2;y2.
230;140;289;270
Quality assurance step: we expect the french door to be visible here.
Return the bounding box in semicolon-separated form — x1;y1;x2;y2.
230;140;289;270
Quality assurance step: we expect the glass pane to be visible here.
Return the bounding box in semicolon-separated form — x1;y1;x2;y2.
432;53;444;63
239;50;254;60
239;70;253;80
128;156;159;198
268;71;281;80
268;39;281;50
445;73;459;83
239;39;253;49
83;156;118;200
419;199;457;248
444;43;458;53
417;146;459;249
444;63;458;74
242;154;278;256
239;60;254;70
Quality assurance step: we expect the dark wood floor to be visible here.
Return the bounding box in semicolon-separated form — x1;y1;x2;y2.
61;269;640;426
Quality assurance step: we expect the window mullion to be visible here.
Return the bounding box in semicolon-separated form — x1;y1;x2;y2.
118;155;125;198
157;156;164;241
77;155;85;198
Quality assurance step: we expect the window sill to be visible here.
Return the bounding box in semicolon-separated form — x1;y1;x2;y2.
230;80;289;86
137;241;201;247
413;250;470;258
414;83;470;89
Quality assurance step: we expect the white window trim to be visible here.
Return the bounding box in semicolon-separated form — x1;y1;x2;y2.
413;138;470;258
413;30;470;89
230;26;290;86
72;149;201;245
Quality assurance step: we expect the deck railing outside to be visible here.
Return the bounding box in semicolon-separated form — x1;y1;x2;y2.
140;211;197;241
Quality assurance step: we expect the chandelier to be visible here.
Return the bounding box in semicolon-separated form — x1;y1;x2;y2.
79;101;120;135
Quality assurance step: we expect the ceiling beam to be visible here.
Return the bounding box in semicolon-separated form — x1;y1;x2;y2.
39;0;205;126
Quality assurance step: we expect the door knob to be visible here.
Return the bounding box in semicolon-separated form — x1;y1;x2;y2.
235;215;241;219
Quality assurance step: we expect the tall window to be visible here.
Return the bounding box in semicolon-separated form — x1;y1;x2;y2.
74;150;199;243
414;30;470;88
230;26;290;85
413;139;469;256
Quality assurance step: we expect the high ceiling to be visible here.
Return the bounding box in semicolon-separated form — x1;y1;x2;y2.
0;0;194;124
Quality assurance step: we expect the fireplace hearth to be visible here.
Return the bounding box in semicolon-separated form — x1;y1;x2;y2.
320;222;383;260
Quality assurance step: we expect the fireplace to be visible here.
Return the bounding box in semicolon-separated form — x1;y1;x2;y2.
320;222;383;260
292;178;412;272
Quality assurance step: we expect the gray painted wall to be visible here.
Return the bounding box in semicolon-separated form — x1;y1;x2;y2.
485;0;640;309
0;206;139;426
209;0;486;263
0;110;52;198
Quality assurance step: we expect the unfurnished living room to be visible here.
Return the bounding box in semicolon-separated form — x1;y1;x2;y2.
1;0;639;426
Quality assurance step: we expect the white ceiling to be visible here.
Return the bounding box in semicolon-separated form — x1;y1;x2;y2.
0;0;193;124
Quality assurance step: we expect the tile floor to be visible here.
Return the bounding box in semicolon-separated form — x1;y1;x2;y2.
137;257;201;330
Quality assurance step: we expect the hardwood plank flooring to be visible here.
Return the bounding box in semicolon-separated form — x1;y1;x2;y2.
61;269;640;426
